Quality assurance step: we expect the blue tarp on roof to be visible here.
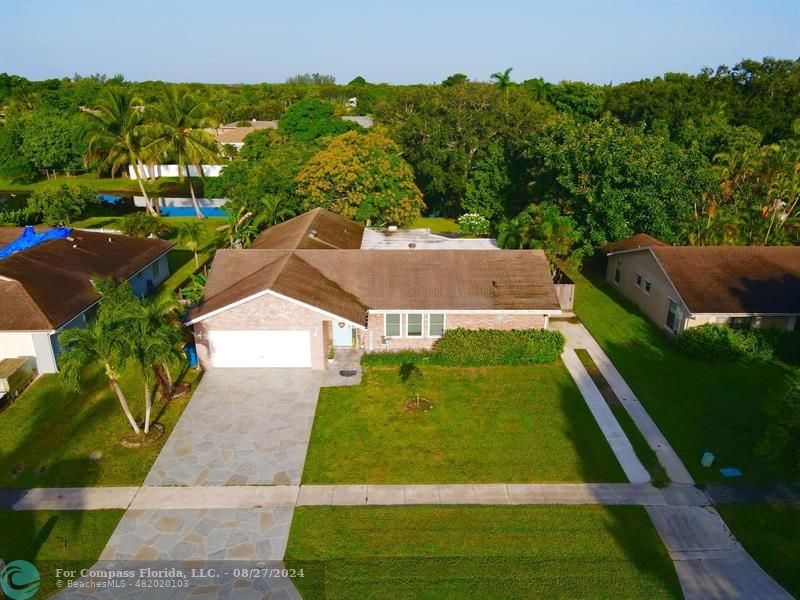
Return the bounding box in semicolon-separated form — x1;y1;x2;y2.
0;226;73;260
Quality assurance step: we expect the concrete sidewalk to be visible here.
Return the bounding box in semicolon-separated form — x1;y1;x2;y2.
2;482;720;510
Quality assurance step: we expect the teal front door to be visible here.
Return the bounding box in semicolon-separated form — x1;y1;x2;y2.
332;322;354;347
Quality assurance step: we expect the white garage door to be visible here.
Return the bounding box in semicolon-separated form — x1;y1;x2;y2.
209;330;312;368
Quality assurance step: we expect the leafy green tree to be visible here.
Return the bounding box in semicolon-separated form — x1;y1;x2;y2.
463;143;512;222
296;129;425;226
119;212;169;238
497;203;583;267
278;98;358;142
442;73;469;87
0;115;38;182
216;205;259;248
25;184;98;225
399;362;423;408
144;86;220;219
490;68;514;96
524;115;715;248
348;76;367;86
547;81;606;122
20;108;87;177
85;87;156;214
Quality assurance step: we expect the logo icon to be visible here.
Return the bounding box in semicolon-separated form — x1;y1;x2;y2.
0;560;40;600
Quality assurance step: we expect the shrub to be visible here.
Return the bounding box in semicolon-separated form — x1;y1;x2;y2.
775;330;800;366
457;213;490;236
675;324;777;363
361;328;565;367
756;369;800;477
119;212;169;238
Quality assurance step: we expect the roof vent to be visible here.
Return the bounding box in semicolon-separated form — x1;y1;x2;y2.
492;280;497;288
408;243;416;249
73;244;78;249
108;237;113;243
66;236;75;242
308;229;318;238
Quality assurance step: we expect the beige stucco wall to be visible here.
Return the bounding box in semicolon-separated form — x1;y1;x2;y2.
193;293;327;370
606;251;685;333
365;311;547;352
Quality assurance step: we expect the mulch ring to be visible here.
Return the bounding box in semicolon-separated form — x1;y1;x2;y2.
404;398;433;413
121;422;165;448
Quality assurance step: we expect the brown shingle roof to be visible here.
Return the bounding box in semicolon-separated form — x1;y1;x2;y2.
0;228;174;330
650;246;800;314
191;248;560;325
602;233;668;253
250;208;364;250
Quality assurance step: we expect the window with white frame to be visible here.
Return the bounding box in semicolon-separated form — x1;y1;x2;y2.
429;313;445;337
407;313;423;337
385;314;401;337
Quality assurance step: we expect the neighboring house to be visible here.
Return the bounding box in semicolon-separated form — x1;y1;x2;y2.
0;227;174;374
603;234;800;335
186;209;561;370
128;164;224;179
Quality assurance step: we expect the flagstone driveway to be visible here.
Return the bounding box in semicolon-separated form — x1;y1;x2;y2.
144;369;321;487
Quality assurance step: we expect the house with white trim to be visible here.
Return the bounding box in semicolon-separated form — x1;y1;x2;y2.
603;234;800;334
0;227;174;373
186;209;562;369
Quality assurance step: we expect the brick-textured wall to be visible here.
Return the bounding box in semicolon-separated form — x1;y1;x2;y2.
365;312;547;352
193;293;326;370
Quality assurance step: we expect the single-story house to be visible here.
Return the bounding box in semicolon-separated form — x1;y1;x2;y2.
186;209;561;370
603;234;800;334
0;227;174;373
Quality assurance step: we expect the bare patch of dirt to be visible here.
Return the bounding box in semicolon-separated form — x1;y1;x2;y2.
404;398;433;412
121;422;165;448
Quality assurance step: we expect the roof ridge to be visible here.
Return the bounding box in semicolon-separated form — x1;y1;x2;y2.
14;278;56;329
277;252;369;311
201;251;292;306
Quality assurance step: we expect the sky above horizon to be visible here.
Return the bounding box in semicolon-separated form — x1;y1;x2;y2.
1;0;798;85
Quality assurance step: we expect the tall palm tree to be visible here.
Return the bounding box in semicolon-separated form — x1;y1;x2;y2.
60;320;140;434
137;292;184;396
179;221;204;268
490;68;514;97
253;195;294;229
144;87;220;219
85;88;157;215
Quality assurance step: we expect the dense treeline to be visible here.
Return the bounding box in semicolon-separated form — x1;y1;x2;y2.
1;57;798;252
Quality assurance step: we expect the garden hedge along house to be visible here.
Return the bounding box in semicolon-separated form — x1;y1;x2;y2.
0;226;174;374
603;234;800;335
186;208;563;369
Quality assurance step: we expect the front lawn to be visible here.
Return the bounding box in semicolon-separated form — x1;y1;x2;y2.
410;216;460;234
568;264;795;483
0;364;199;487
303;364;626;483
72;215;223;292
0;509;123;600
716;504;800;598
285;505;681;599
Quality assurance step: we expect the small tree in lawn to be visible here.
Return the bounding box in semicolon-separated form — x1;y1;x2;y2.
399;362;423;409
179;221;204;268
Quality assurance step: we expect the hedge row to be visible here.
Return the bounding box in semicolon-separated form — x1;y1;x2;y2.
676;324;800;365
361;328;566;367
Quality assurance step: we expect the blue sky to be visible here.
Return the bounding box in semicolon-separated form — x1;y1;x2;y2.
1;0;797;85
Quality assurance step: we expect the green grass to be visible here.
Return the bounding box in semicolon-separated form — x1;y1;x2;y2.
71;215;223;292
285;505;682;599
567;263;796;483
0;364;200;487
303;364;626;484
0;509;123;599
0;173;196;195
716;504;800;597
575;349;670;487
410;216;460;233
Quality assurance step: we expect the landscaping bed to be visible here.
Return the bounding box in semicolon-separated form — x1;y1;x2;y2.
285;505;681;599
303;364;626;484
0;364;200;488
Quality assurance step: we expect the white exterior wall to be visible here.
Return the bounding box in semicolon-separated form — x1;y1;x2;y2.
0;332;37;363
128;164;224;179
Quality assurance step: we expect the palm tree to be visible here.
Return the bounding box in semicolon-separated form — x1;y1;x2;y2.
217;205;257;248
179;221;204;268
253;195;294;229
496;216;527;249
144;86;220;219
137;292;183;396
490;68;514;97
60;320;140;434
85;88;157;215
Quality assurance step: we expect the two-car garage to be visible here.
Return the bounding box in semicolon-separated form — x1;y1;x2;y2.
207;330;312;368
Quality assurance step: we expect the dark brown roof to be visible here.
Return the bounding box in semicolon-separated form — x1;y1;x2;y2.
649;246;800;315
602;233;668;254
250;208;364;250
0;228;174;330
191;248;560;325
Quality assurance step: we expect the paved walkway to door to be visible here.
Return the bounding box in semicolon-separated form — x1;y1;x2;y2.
144;369;321;487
